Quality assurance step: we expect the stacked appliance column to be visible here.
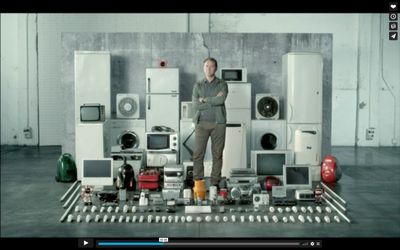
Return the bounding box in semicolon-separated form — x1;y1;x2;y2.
283;52;323;181
74;51;111;180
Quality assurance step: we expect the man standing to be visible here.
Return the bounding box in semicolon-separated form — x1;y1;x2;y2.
192;57;228;189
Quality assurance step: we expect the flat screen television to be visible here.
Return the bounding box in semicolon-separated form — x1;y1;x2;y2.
81;158;113;187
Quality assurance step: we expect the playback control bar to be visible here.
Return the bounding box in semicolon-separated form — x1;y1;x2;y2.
79;238;322;248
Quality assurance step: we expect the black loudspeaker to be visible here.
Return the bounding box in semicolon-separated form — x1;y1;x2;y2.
186;165;194;188
117;157;136;191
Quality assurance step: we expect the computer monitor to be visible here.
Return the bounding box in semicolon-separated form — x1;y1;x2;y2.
283;164;312;190
81;158;113;187
251;150;290;178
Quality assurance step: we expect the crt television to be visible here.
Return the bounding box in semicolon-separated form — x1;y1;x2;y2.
80;103;105;122
283;164;312;190
81;158;113;187
251;150;290;178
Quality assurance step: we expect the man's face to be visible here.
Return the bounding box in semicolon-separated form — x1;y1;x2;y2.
203;60;217;78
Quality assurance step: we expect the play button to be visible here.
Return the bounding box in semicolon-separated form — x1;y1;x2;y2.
78;238;93;248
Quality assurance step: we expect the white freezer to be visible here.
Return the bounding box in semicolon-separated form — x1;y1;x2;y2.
74;51;111;125
75;122;110;180
146;68;179;94
225;83;251;109
146;94;179;132
226;109;251;166
283;52;323;124
225;83;251;166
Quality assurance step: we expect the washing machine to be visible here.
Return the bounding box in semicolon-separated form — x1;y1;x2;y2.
109;119;146;151
251;120;287;151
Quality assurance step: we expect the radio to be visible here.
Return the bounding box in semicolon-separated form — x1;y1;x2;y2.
164;182;184;189
253;192;269;207
272;186;287;198
162;189;181;201
229;183;261;202
295;189;314;201
147;151;177;167
164;164;184;183
228;168;258;187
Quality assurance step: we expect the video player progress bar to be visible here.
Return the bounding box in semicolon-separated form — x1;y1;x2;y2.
97;241;320;247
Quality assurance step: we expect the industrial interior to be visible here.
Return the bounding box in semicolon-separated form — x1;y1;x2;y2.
1;13;399;239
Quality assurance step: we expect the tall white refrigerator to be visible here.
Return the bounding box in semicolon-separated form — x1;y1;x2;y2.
225;83;252;167
283;52;323;179
74;51;111;179
145;68;180;132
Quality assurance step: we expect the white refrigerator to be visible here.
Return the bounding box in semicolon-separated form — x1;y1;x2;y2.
145;68;180;132
283;52;323;174
225;83;252;167
74;51;111;180
283;52;323;124
75;122;110;180
74;51;111;125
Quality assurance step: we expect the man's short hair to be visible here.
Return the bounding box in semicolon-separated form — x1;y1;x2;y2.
203;57;218;69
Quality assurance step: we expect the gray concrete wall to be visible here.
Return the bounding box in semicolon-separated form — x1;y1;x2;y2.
61;32;332;158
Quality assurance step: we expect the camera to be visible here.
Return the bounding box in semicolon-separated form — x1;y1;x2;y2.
253;193;269;207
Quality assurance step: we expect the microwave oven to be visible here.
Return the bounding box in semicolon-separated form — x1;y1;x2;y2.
220;68;247;82
80;104;105;122
146;132;179;152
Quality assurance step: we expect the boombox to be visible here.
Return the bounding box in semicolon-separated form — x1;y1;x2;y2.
229;183;261;201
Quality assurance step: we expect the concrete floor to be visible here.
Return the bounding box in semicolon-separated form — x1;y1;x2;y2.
1;146;399;237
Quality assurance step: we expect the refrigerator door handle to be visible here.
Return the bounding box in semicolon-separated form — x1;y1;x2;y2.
288;104;293;122
147;78;151;93
288;127;292;144
148;95;151;110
